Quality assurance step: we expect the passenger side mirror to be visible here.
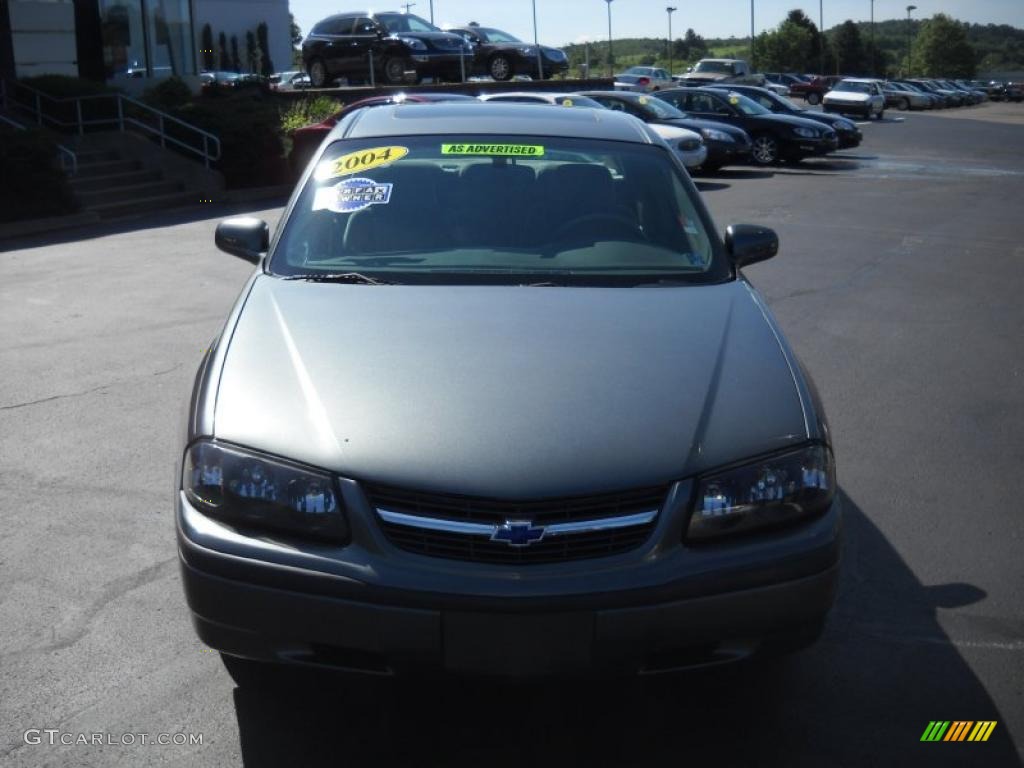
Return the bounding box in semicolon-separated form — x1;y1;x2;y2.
725;224;778;268
215;217;269;264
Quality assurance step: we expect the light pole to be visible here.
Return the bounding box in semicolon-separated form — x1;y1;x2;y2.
429;1;434;24
819;0;824;74
401;3;415;14
666;7;677;75
749;0;755;70
906;4;917;77
870;0;875;76
605;0;614;78
532;0;543;80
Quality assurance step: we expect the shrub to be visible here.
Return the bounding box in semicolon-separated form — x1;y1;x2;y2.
172;92;288;188
142;76;194;110
0;125;77;222
280;95;342;134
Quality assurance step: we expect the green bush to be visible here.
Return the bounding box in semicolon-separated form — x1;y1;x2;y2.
142;76;194;110
0;125;77;222
280;95;342;134
172;92;288;188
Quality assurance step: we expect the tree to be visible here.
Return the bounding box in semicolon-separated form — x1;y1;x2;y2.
257;22;274;76
289;13;303;48
200;24;214;71
246;30;257;73
230;35;241;72
756;19;815;72
913;14;977;77
218;31;230;71
832;20;866;74
684;28;707;58
786;9;824;72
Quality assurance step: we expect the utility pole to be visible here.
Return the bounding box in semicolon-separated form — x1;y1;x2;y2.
429;1;434;24
667;7;677;76
605;0;614;78
401;3;415;14
906;4;917;77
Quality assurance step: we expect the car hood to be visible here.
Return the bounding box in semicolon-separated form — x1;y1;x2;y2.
682;72;730;82
647;123;701;142
825;91;870;102
660;117;750;142
755;112;837;131
214;278;808;498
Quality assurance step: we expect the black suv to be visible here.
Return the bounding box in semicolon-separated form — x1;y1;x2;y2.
447;24;568;81
656;88;838;165
302;11;472;86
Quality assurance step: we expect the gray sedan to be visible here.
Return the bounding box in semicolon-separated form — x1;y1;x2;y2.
177;102;840;682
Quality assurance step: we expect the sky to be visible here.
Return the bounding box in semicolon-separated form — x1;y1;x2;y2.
289;0;1022;47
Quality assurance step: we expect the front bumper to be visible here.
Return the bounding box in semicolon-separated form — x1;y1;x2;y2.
677;144;709;170
409;52;473;77
704;139;753;167
177;483;841;677
837;130;862;149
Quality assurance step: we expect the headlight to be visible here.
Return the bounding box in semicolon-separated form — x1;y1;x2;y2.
686;444;834;542
183;440;347;542
399;36;427;51
700;128;733;142
793;126;820;138
677;137;702;151
836;119;855;130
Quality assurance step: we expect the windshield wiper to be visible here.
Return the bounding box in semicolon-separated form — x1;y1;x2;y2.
282;272;396;285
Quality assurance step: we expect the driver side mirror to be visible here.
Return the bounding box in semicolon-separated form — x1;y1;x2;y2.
215;217;269;264
725;224;778;268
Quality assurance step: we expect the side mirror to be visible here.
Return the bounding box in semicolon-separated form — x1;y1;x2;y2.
725;224;778;268
215;217;269;264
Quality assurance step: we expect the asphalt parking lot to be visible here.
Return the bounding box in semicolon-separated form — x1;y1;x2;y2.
2;101;1022;767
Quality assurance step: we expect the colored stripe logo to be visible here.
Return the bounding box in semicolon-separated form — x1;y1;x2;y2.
921;721;997;742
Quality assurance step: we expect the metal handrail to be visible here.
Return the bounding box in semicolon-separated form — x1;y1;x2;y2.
0;78;220;168
0;109;79;176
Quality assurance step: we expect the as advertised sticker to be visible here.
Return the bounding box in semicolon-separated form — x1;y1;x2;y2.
330;145;408;177
729;96;740;105
561;98;574;107
638;96;649;105
441;143;545;157
312;177;392;213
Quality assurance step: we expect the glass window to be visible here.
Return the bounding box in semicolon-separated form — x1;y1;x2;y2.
146;0;194;77
479;28;520;43
353;18;377;35
100;0;146;79
271;135;724;286
376;13;439;34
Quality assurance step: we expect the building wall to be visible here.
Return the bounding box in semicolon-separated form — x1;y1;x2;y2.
193;0;291;74
9;0;77;77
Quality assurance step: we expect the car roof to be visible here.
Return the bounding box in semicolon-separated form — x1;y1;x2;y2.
331;102;656;144
839;78;877;83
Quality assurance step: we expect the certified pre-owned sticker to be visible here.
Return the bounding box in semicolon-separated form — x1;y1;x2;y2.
441;143;545;157
313;177;393;213
330;145;409;177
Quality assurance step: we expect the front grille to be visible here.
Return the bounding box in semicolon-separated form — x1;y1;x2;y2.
367;484;666;564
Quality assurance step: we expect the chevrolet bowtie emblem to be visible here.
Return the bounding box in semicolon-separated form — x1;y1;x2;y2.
491;520;545;547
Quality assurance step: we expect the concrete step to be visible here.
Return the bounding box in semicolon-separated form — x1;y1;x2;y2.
74;149;120;165
77;179;184;208
73;159;143;178
87;190;204;219
70;168;163;193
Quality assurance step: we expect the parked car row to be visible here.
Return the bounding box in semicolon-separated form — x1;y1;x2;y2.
301;11;568;87
288;84;866;177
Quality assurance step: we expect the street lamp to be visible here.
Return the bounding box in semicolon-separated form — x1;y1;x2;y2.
605;0;614;78
666;7;677;76
532;0;543;80
870;0;875;76
749;0;755;70
429;1;434;24
906;4;917;77
819;0;824;74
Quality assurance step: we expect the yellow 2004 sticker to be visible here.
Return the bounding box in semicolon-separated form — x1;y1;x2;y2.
331;145;409;177
441;143;545;157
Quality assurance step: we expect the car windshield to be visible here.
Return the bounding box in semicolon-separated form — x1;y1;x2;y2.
480;28;520;43
271;134;723;286
376;13;439;33
634;95;685;118
722;93;770;115
694;61;734;74
834;81;872;94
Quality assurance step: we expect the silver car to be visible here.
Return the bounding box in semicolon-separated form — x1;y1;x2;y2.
178;103;839;682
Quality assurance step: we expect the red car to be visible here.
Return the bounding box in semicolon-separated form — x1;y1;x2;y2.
289;92;477;175
794;75;844;106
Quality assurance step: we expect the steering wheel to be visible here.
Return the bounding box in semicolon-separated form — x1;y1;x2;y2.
550;213;644;244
